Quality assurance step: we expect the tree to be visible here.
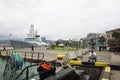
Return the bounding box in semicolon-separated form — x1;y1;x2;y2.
112;32;120;39
56;41;60;46
65;40;69;47
82;40;88;48
98;36;106;45
112;31;120;46
89;38;96;49
51;44;55;49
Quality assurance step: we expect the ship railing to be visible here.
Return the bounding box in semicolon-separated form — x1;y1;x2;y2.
15;60;56;80
14;63;39;80
13;51;44;65
0;50;45;64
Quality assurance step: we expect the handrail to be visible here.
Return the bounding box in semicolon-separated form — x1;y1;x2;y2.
15;60;56;80
14;51;44;62
14;51;44;80
14;63;39;80
14;50;43;53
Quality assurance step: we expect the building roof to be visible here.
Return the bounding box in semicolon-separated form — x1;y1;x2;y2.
106;28;120;33
58;43;65;47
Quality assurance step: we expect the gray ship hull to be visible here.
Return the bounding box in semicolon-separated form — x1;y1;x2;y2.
10;40;39;49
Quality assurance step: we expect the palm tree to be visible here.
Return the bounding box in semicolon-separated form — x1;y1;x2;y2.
89;38;96;49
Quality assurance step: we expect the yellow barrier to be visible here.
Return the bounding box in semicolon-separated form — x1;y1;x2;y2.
95;62;108;67
105;66;111;72
102;78;109;80
57;54;65;59
67;60;111;80
68;60;109;67
68;60;82;65
100;66;111;80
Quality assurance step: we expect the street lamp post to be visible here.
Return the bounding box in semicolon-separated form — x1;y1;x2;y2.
80;39;83;48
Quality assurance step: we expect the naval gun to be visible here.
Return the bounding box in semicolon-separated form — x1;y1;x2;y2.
3;53;23;79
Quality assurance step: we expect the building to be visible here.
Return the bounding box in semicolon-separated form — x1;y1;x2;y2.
106;28;120;47
85;33;106;50
86;33;106;44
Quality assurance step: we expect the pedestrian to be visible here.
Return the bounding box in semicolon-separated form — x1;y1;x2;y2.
88;49;97;62
3;44;7;51
31;46;34;51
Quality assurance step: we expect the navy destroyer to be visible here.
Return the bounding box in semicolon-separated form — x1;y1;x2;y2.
10;25;46;49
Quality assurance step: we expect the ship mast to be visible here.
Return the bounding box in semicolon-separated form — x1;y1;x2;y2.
27;25;36;38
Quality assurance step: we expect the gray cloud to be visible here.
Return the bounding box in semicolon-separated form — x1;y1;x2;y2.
0;0;120;40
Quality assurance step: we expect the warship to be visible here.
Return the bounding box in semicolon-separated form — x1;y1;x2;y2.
10;25;46;49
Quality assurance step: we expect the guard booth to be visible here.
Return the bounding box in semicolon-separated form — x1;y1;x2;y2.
95;44;106;51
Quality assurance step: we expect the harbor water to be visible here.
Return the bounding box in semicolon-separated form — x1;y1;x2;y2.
0;58;6;80
0;57;39;80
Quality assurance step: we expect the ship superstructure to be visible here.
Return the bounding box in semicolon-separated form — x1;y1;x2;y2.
10;25;46;49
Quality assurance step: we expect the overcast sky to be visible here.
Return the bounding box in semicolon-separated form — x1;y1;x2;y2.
0;0;120;40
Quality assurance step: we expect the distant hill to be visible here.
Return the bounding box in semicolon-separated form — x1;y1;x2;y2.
0;40;11;46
